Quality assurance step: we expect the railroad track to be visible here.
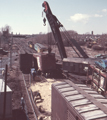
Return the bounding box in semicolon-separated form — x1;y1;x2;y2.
13;39;45;120
22;74;38;120
12;38;87;120
22;74;47;120
14;39;36;54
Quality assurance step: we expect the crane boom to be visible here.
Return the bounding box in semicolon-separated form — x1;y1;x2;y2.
42;1;89;59
42;1;67;59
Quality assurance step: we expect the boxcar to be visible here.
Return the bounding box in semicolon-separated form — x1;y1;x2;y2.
52;80;107;120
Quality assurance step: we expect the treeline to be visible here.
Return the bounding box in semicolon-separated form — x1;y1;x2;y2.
0;25;11;50
28;30;78;46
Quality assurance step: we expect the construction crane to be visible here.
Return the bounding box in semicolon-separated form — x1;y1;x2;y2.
42;1;89;59
42;1;90;75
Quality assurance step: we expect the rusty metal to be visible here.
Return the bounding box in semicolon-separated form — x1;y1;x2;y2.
20;53;33;74
87;64;107;96
63;58;89;75
33;52;56;73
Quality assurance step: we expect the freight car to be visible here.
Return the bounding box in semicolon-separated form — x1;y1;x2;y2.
33;52;56;75
52;80;107;120
20;53;33;74
34;43;48;53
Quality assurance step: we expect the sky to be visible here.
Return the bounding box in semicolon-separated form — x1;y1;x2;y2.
0;0;107;35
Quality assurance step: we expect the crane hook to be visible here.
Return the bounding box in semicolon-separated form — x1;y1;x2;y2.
43;18;46;26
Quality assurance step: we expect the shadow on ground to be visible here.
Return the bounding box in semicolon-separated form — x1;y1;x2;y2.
12;109;27;120
0;109;28;120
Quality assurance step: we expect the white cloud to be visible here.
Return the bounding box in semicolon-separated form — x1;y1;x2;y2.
102;9;107;12
70;13;104;24
94;14;103;17
70;13;90;24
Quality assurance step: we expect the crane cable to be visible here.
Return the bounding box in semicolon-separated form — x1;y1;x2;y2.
42;10;52;53
42;10;46;26
47;22;53;54
42;9;80;57
59;27;81;57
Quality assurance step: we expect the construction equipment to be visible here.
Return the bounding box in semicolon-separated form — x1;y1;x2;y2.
42;1;88;59
42;1;90;75
20;53;33;74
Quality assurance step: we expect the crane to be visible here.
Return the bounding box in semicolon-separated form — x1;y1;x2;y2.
42;1;89;59
42;1;90;75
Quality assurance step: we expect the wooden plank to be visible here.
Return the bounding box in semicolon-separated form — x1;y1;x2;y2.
81;110;107;120
96;99;107;103
54;82;67;86
84;90;98;94
75;104;98;113
66;80;107;114
59;87;75;93
70;99;91;107
103;104;107;107
76;84;87;87
66;94;84;101
79;87;93;90
56;84;70;89
62;90;79;97
89;94;105;98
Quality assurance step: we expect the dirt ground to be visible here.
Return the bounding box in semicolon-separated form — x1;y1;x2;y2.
30;45;107;119
2;44;107;120
31;78;63;112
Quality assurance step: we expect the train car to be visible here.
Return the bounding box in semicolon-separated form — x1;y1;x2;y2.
34;43;48;53
20;53;33;74
33;52;56;73
28;41;34;49
52;80;107;120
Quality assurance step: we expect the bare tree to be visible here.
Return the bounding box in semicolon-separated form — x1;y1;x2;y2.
1;25;12;36
0;25;12;50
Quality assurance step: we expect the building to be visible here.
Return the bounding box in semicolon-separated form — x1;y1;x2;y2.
0;79;12;119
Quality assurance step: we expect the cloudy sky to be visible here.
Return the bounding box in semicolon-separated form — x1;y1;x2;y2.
0;0;107;34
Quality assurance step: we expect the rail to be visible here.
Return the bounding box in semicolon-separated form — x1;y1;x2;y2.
22;74;38;120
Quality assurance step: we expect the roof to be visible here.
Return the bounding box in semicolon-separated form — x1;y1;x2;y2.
63;57;99;65
0;79;12;93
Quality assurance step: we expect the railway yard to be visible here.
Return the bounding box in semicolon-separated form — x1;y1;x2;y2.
1;1;107;120
0;36;107;120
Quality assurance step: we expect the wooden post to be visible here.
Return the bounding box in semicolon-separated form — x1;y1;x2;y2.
10;36;12;69
3;64;8;120
86;63;89;84
91;66;94;88
98;70;100;92
0;36;1;48
104;74;107;97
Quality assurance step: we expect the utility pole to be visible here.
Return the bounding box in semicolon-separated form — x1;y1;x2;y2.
0;36;1;48
3;64;8;120
10;32;13;70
